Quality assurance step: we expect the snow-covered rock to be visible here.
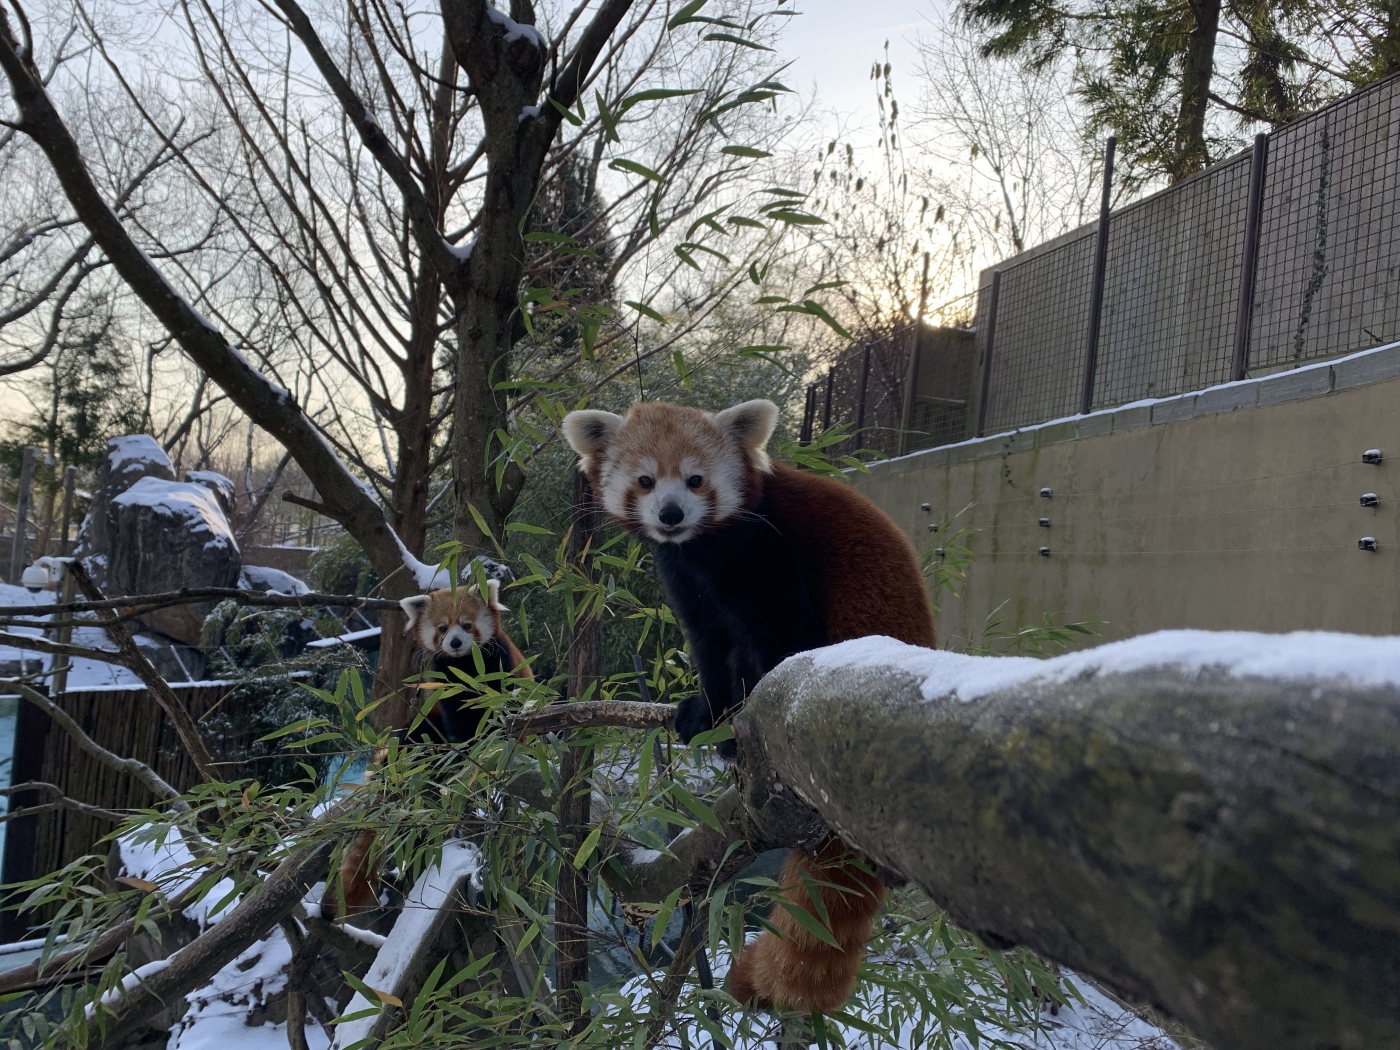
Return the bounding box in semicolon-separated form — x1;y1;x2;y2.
239;563;310;596
108;477;241;643
185;470;237;517
75;435;176;581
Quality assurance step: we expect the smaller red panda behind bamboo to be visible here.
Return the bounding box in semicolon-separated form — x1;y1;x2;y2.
336;582;530;915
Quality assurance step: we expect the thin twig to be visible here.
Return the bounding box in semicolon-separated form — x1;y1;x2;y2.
0;781;128;823
8;680;185;806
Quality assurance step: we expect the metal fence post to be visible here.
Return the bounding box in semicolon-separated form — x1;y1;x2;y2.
58;464;76;556
822;368;834;431
899;252;932;456
800;384;817;443
975;269;1002;438
9;446;37;583
855;343;873;434
1081;135;1116;415
1231;132;1269;382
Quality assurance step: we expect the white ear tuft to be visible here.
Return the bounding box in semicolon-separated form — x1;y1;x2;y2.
562;410;624;470
486;578;505;610
399;595;430;632
712;399;779;472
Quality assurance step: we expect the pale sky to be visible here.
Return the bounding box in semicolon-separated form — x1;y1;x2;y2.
777;0;944;145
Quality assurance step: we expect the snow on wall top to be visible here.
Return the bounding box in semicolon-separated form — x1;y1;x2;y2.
112;477;238;552
106;435;172;475
804;629;1400;706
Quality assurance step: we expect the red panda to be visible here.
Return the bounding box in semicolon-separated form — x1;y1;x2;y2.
335;582;531;915
399;580;532;742
561;398;935;1014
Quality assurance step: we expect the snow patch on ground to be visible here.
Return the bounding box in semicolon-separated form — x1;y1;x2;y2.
805;629;1400;705
332;840;482;1049
0;581;142;688
618;947;1178;1050
116;827;240;930
167;924;331;1050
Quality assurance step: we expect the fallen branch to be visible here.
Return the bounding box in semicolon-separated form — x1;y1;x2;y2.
0;587;401;619
78;799;355;1045
504;701;675;737
735;634;1400;1050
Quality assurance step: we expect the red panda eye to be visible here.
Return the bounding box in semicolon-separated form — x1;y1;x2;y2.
687;475;704;489
638;475;654;489
436;625;447;634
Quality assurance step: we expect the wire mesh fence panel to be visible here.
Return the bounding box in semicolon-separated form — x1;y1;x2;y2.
1249;78;1400;367
907;326;978;451
1093;153;1251;407
823;331;911;459
980;233;1097;433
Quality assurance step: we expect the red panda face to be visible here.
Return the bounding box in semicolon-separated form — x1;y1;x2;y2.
399;582;503;656
562;400;779;545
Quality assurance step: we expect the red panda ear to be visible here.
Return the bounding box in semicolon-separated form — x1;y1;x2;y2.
399;595;430;633
485;578;505;611
712;399;778;472
562;410;623;470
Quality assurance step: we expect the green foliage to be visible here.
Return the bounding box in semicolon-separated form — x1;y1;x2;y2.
196;599;366;784
308;532;381;597
960;0;1400;183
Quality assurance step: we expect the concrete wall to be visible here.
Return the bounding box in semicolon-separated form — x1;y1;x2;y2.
849;341;1400;650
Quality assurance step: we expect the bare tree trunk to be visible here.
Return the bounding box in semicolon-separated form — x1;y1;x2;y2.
554;471;604;1033
1172;0;1221;181
734;639;1400;1050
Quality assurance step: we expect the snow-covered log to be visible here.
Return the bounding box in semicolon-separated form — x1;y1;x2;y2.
733;630;1400;1050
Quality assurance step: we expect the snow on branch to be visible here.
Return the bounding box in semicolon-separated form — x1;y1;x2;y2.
735;629;1400;1050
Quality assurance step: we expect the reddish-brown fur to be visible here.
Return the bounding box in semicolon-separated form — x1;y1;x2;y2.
336;585;530;917
563;399;935;1013
761;462;935;648
728;837;887;1013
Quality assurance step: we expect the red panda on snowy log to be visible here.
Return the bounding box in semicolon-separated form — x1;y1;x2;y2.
335;582;531;915
561;398;935;1014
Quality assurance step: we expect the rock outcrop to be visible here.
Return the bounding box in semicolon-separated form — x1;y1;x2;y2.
107;477;242;645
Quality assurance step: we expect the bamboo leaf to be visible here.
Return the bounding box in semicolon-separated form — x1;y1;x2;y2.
703;31;774;50
609;158;667;183
573;825;602;869
618;88;700;112
625;300;667;324
776;898;841;948
720;145;772;158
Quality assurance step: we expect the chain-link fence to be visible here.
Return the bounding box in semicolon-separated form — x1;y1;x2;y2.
971;72;1400;438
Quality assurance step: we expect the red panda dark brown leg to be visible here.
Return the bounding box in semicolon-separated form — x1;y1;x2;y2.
727;838;886;1015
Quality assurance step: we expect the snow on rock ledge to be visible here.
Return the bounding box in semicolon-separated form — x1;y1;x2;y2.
76;434;176;574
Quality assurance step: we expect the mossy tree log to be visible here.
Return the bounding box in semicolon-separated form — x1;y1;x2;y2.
731;639;1400;1050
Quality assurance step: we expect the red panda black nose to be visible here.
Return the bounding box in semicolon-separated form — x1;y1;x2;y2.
659;503;684;526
